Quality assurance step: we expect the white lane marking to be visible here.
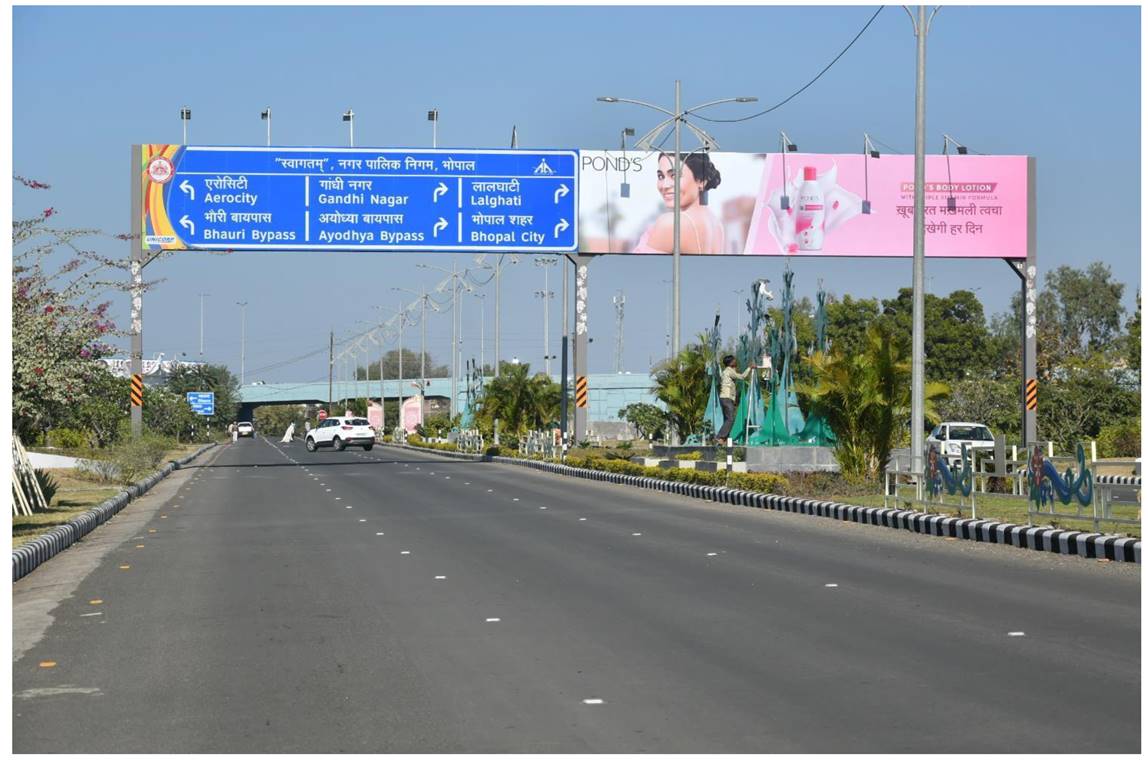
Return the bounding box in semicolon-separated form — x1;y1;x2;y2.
359;519;366;522
80;612;103;617
1008;632;1025;637
632;532;642;537
825;584;838;588
579;518;587;521
513;498;519;502
376;532;385;536
706;552;718;557
434;575;446;580
485;618;501;623
15;686;104;699
539;506;547;510
487;489;493;493
346;506;353;509
401;551;411;555
582;699;604;705
335;497;341;500
465;482;471;485
319;483;325;486
326;489;331;492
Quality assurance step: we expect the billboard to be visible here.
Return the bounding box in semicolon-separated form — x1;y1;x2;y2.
577;151;1031;259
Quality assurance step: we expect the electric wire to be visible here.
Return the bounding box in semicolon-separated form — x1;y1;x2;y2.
691;6;886;124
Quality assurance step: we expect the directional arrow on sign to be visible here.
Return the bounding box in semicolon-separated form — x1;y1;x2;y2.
179;179;195;200
554;184;569;205
179;215;195;237
433;182;449;203
433;217;448;238
553;219;569;239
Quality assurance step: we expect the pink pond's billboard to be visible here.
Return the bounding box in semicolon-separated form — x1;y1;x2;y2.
577;152;1031;258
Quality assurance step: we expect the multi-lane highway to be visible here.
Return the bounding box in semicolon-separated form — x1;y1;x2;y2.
12;437;1140;753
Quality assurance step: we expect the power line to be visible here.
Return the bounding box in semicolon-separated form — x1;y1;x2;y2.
691;6;886;125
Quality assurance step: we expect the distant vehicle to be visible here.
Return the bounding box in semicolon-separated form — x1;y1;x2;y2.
306;417;376;452
927;422;994;465
236;421;255;438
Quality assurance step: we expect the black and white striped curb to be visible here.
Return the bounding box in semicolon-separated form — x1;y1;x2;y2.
12;443;217;582
1095;474;1142;486
387;443;1141;563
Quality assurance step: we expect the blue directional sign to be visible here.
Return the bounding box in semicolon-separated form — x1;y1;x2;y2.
143;146;578;253
186;391;215;416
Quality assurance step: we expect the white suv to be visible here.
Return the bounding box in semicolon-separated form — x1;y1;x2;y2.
927;422;995;465
306;417;376;452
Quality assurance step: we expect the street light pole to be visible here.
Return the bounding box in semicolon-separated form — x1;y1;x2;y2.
343;109;354;147
535;256;558;376
236;301;247;386
261;108;271;146
909;5;938;479
198;292;210;358
597;87;756;356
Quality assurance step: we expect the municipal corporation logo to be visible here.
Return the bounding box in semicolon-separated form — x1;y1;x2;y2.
147;156;175;184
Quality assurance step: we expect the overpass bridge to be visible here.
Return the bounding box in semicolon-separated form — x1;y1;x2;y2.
236;373;660;435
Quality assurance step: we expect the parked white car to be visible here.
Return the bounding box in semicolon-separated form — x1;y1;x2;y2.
305;417;376;452
927;422;995;465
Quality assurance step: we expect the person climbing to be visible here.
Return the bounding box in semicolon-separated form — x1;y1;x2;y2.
715;355;754;445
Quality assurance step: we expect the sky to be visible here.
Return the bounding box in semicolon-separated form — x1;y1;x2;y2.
11;3;1142;385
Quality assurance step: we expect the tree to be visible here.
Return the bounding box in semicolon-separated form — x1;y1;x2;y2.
1126;291;1140;374
801;323;949;481
879;288;991;383
1038;356;1139;448
13;205;123;440
1044;262;1126;355
476;362;560;436
652;341;709;439
356;348;449;380
254;404;305;438
825;294;881;360
55;365;130;447
618;403;666;442
142;386;200;442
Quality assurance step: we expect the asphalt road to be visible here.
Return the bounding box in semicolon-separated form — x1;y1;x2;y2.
12;437;1141;753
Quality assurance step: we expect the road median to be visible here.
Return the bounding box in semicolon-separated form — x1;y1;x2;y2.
384;443;1141;564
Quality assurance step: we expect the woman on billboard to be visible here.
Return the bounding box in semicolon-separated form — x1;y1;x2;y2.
632;152;725;254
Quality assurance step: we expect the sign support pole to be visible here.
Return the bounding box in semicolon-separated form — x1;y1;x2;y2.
572;255;593;443
561;254;571;454
130;145;144;439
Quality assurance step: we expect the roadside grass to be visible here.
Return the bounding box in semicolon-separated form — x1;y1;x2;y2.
12;443;212;542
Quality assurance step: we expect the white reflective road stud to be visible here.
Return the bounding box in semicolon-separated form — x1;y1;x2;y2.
539;506;547;510
632;533;642;536
485;618;501;623
401;551;411;555
582;699;604;705
434;575;446;580
376;532;385;536
706;553;718;557
825;584;839;588
1008;632;1025;637
579;518;587;521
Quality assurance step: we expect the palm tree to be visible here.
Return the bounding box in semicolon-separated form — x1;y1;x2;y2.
477;362;561;436
652;338;710;440
801;323;948;480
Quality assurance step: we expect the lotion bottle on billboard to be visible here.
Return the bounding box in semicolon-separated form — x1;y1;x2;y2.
796;167;825;251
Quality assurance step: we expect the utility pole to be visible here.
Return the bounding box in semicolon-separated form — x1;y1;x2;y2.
535;256;558;376
328;330;334;412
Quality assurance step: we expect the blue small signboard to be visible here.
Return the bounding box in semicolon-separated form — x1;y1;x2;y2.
186;391;215;416
145;147;578;253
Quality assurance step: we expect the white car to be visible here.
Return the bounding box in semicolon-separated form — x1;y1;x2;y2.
236;422;255;438
927;422;995;465
306;417;376;452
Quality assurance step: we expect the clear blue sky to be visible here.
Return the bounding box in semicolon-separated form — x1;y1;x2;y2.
12;4;1141;384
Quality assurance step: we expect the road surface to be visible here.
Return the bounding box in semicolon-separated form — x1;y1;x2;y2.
13;437;1140;753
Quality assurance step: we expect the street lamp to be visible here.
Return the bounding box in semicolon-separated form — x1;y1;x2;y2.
236;301;248;386
261;108;272;146
180;106;191;144
392;286;438;415
597;84;757;355
472;292;486;374
342;108;354;147
417;261;492;417
620;126;635;197
428;109;439;149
